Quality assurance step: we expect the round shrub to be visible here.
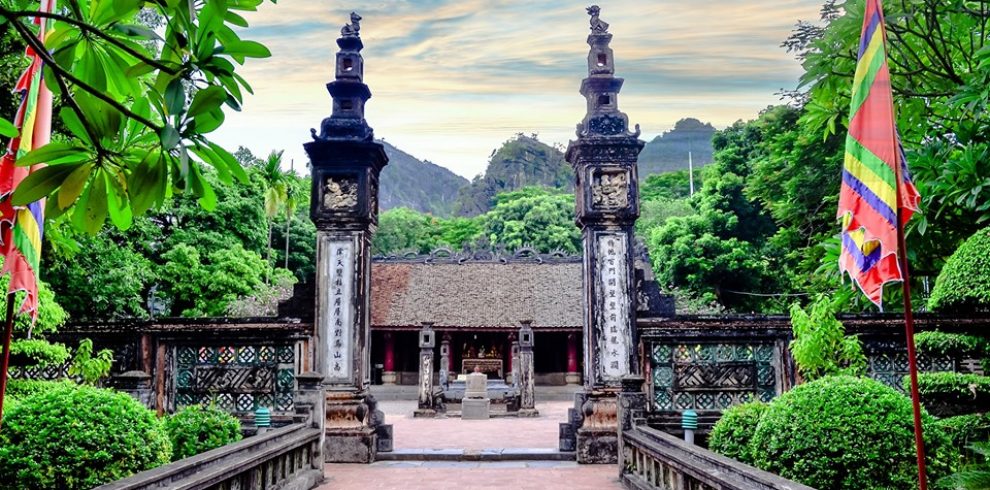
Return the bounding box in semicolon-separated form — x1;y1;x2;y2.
751;375;954;490
929;227;990;312
163;404;242;461
0;384;170;489
708;401;767;465
3;379;75;400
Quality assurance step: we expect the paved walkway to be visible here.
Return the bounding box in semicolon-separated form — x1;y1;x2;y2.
319;400;623;489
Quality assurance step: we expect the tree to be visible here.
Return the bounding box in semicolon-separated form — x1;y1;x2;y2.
482;187;580;253
258;149;289;277
372;208;444;255
0;0;276;233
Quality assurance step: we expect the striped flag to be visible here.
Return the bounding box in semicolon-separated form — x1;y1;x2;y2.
0;0;56;321
838;0;920;309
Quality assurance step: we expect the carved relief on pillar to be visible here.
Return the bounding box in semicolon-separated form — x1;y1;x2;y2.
322;176;359;211
580;396;618;431
590;169;629;209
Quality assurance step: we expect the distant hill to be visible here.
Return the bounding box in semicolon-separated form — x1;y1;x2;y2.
638;118;716;176
379;141;469;217
453;135;572;216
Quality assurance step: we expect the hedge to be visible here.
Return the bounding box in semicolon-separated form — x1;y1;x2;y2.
163;404;242;461
929;227;990;312
708;401;767;465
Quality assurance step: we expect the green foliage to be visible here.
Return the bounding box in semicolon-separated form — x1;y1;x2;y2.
0;0;276;233
67;338;114;385
929;227;990;312
950;441;990;490
635;198;695;234
639;170;703;202
374;207;450;255
916;332;990;359
789;297;866;381
163;404;242;461
936;414;990;454
3;379;75;400
454;135;570;216
482;187;580;253
7;338;69;366
908;372;990;407
0;384;170;489
160;242;276;316
751;375;954;490
707;401;767;465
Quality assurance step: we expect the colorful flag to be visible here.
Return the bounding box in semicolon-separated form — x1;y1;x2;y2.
0;0;56;321
838;0;921;309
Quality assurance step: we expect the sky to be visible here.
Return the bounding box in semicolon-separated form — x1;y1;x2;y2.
212;0;826;179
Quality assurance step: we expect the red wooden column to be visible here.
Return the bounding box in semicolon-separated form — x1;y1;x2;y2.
382;332;397;385
566;333;580;385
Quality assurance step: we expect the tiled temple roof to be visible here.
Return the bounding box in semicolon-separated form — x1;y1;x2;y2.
371;249;583;330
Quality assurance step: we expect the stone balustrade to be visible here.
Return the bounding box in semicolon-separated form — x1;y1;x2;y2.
95;423;323;490
620;424;814;490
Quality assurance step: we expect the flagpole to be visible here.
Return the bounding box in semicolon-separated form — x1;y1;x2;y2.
895;146;928;490
0;293;17;426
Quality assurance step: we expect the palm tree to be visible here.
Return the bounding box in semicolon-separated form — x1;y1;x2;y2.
260;150;288;282
283;174;299;270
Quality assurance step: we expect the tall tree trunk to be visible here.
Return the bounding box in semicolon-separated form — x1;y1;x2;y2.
284;208;291;270
266;223;273;284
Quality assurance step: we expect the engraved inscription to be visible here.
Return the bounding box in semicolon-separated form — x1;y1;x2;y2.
591;170;628;209
325;239;354;381
322;177;358;211
596;233;630;381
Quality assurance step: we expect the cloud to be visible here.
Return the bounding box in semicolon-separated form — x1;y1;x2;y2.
212;0;824;178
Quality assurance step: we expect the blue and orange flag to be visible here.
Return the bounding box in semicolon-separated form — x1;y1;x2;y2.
0;0;56;321
838;0;921;309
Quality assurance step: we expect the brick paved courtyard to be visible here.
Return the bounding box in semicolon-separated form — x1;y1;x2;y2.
319;400;622;489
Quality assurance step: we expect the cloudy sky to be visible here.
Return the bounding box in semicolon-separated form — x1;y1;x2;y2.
212;0;825;178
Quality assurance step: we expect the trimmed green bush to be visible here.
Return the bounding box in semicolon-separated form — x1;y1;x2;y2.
751;375;954;490
3;379;75;400
936;413;990;451
708;401;767;465
0;384;170;489
163;404;242;461
929;227;990;312
907;372;990;416
916;331;989;359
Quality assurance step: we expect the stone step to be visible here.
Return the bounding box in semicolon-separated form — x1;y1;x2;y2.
376;448;576;462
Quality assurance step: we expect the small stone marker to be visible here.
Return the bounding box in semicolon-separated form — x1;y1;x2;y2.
461;371;490;420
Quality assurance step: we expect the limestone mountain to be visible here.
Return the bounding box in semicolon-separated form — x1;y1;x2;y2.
638;118;716;176
453;135;572;216
379;141;469;217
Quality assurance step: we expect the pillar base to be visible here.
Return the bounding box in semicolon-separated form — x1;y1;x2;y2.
325;427;376;463
413;408;437;418
565;372;581;385
381;371;398;385
517;408;540;418
576;428;618;464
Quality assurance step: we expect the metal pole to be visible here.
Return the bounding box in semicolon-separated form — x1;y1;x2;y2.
0;293;17;426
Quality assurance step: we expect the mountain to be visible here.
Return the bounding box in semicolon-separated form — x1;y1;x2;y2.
379;141;469;217
453;135;572;216
638;118;716;176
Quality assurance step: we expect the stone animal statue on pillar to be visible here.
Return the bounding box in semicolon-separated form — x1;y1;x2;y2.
587;5;608;33
341;12;361;37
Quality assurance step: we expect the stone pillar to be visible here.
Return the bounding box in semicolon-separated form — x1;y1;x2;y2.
566;333;581;385
517;321;538;417
562;6;644;464
439;335;451;390
304;11;387;464
293;372;327;466
414;323;436;417
510;340;520;387
382;332;397;385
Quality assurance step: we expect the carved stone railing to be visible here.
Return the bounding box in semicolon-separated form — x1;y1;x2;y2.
95;423;323;490
620;424;815;490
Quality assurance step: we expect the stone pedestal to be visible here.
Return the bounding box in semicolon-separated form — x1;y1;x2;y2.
381;371;397;385
462;372;490;420
565;373;582;385
324;388;376;463
111;370;154;409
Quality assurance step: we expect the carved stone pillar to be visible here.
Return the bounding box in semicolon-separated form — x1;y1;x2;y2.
304;11;387;464
382;332;397;385
414;323;436;418
617;375;647;473
517;321;538;417
439;335;451;390
561;5;644;464
510;340;520;387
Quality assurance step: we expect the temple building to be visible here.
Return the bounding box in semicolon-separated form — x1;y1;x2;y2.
359;246;671;386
